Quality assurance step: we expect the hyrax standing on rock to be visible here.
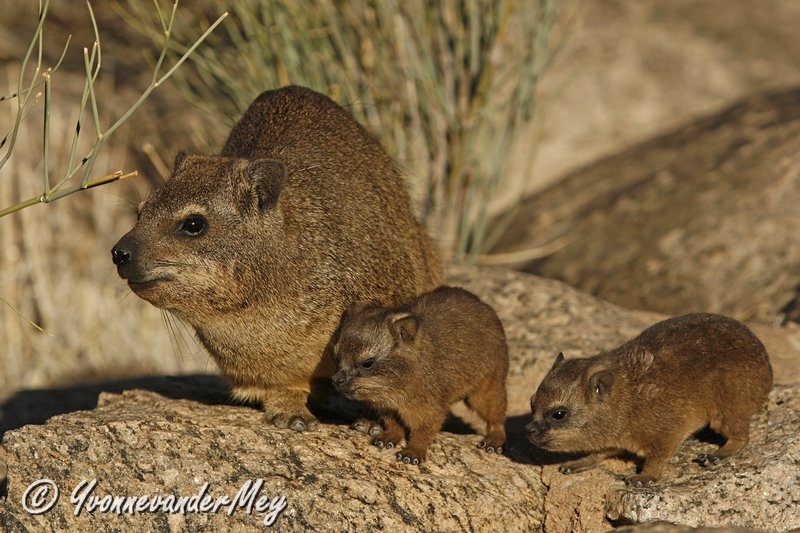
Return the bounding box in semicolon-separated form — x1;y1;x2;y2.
331;286;509;465
111;85;442;431
526;313;772;486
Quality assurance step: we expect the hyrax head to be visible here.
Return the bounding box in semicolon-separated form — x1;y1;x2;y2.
111;153;288;320
526;353;617;453
331;302;419;403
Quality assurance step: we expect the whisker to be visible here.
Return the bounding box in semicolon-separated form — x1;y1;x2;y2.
161;310;183;362
160;310;210;371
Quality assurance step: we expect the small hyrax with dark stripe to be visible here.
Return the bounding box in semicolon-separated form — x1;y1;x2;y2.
332;286;509;465
526;313;772;486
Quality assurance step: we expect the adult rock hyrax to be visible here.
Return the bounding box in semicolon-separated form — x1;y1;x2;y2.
526;313;772;486
111;85;442;431
331;286;509;465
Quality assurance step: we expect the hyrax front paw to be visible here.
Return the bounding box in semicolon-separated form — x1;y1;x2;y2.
371;429;403;449
557;454;603;474
625;474;657;487
270;412;319;432
477;439;504;455
372;437;397;449
396;449;425;465
257;388;319;432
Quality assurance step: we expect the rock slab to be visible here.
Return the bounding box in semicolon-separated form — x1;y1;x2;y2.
1;388;548;532
1;265;799;531
492;89;800;326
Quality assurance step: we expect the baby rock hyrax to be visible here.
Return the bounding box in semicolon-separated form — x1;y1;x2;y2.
111;85;442;431
331;286;509;465
526;313;772;486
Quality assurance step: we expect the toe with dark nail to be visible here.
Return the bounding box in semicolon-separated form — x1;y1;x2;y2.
396;452;421;465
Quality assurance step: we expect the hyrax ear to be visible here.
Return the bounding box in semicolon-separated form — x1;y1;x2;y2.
587;369;615;402
389;312;419;343
173;151;188;171
551;352;565;371
246;158;287;211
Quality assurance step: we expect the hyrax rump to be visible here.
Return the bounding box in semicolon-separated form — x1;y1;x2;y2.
526;313;772;486
331;286;509;465
111;85;442;431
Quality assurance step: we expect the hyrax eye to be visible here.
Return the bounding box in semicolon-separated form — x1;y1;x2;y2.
550;408;568;421
178;215;207;236
360;358;376;371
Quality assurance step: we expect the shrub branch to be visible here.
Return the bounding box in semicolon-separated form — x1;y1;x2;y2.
0;0;228;218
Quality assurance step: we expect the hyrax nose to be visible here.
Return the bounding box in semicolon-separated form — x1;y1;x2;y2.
331;370;348;389
525;420;544;437
111;233;139;274
111;245;131;266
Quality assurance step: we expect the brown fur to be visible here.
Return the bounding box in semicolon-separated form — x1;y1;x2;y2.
331;286;509;464
111;85;442;431
526;313;773;486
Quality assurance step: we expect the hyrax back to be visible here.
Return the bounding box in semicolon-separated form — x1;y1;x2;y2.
111;85;442;431
526;313;772;486
331;286;509;464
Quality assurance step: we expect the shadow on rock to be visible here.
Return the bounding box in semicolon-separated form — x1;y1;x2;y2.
501;413;585;466
0;374;233;438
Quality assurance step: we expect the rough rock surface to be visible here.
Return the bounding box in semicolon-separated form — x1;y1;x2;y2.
491;88;800;326
1;265;799;531
1;387;548;532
